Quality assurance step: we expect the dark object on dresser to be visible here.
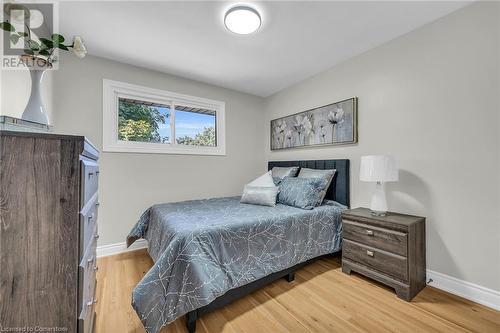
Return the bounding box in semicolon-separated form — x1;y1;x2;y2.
0;131;99;333
341;207;426;301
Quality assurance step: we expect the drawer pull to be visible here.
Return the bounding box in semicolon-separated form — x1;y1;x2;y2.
96;171;100;175
86;299;98;307
366;250;374;257
96;202;100;207
87;257;95;265
93;265;98;271
87;215;92;223
88;172;94;177
94;234;100;240
366;230;374;236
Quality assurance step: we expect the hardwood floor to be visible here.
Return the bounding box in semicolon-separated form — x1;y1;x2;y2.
95;250;500;333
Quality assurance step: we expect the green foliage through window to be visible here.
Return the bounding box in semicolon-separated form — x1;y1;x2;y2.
118;99;169;143
176;127;216;146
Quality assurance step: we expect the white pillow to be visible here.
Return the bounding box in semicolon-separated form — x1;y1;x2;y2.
248;171;275;187
241;185;279;207
240;171;279;207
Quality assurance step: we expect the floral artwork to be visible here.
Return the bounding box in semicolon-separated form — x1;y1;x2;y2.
270;97;357;150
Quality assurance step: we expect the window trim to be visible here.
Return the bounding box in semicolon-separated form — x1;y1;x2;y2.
103;79;226;155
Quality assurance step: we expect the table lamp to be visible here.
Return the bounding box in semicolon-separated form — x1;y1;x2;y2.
360;155;399;216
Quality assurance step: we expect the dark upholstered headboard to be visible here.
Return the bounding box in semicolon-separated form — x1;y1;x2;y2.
268;159;350;207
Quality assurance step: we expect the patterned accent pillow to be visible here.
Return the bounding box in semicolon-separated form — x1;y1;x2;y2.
277;177;328;210
272;176;282;186
297;168;336;203
271;166;300;179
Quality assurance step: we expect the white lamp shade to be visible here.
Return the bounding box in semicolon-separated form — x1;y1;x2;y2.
360;155;399;182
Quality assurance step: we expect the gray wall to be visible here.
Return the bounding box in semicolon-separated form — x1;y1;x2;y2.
52;54;266;247
264;2;499;291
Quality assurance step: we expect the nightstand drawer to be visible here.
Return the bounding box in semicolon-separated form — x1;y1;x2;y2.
343;220;407;256
343;239;408;281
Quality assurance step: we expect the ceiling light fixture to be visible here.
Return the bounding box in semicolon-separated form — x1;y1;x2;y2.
224;5;261;35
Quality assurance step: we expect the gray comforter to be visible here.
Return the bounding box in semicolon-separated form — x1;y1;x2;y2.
127;196;345;333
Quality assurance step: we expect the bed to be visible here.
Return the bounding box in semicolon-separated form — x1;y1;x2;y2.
126;159;350;333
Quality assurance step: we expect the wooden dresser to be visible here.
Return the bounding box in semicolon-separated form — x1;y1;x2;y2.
341;207;426;301
0;131;99;332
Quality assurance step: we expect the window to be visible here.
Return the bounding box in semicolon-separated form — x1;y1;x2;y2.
174;105;216;147
103;79;225;155
118;98;171;144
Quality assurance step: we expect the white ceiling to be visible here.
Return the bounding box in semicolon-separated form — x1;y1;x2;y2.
60;1;470;97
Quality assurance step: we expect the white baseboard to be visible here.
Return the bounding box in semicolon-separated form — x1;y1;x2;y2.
97;239;148;258
96;242;500;311
427;269;500;311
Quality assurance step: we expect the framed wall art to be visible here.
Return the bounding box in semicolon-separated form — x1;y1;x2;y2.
270;97;358;150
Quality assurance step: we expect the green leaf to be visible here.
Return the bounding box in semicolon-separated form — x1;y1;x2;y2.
39;49;50;56
39;38;54;47
28;40;40;51
24;49;34;55
51;33;65;43
9;34;20;44
18;32;28;37
57;43;69;51
0;22;15;32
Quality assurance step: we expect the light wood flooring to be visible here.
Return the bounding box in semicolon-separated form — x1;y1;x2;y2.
95;249;500;333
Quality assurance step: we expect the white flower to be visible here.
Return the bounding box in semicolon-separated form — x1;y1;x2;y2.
279;120;287;132
71;36;87;59
294;115;303;126
293;115;304;133
293;115;312;133
303;116;313;136
274;125;281;136
275;119;287;135
327;107;345;125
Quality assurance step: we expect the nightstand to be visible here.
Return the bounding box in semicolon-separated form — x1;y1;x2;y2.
341;207;426;301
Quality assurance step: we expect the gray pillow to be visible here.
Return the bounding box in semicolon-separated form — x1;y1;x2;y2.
298;168;336;202
241;185;279;207
277;177;328;210
271;166;300;179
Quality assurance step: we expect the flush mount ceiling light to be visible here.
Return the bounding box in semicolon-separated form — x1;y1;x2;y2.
224;5;261;35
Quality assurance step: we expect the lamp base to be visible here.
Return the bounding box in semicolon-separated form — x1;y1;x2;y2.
370;182;388;215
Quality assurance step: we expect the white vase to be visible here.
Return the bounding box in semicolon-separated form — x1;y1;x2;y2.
21;67;49;125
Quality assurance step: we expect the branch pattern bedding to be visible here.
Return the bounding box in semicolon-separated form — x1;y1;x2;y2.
127;196;345;333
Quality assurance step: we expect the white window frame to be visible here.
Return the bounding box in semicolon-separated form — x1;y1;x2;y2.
103;79;226;156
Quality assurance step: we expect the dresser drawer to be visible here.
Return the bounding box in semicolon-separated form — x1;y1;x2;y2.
79;269;97;320
343;239;408;281
81;159;99;208
80;195;99;256
78;310;95;333
80;227;98;272
79;229;98;321
78;286;96;333
343;220;407;257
